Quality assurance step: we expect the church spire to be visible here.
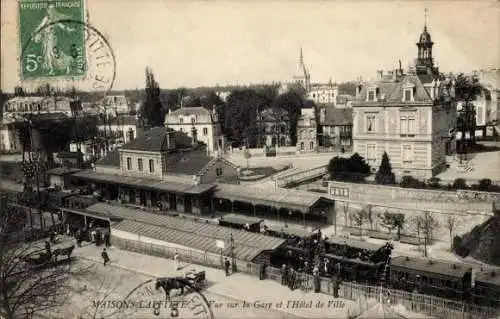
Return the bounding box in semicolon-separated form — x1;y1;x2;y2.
424;8;428;31
299;47;303;65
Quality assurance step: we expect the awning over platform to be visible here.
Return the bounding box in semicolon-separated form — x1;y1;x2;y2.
61;207;112;221
220;213;263;226
112;219;285;261
71;170;216;194
87;203;285;250
214;183;333;213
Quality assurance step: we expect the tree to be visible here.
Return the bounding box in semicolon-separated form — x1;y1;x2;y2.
327;153;371;182
446;215;458;250
427;177;441;189
0;197;88;318
378;211;396;234
417;212;440;257
343;202;349;227
378;211;404;239
454;73;483;148
375;152;395;185
273;89;305;145
365;205;374;230
476;178;492;192
140;67;164;127
351;209;369;236
243;148;251;169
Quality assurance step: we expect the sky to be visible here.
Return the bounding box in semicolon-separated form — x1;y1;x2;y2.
1;0;499;92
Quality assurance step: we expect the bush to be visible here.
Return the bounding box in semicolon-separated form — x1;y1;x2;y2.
375;152;396;185
327;153;371;182
452;178;468;190
400;176;426;188
427;177;441;189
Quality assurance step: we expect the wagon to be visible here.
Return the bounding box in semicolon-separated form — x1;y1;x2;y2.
185;270;207;291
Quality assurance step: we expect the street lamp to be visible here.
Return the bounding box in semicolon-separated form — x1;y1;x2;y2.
230;233;237;272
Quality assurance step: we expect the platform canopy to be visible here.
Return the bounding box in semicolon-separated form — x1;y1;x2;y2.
86;203;285;250
214;183;333;213
71;170;216;194
112;219;284;261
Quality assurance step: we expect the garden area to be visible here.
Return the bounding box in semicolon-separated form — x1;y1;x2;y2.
325;151;500;193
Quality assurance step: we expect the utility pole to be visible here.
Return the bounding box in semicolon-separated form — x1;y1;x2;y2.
230;233;237;272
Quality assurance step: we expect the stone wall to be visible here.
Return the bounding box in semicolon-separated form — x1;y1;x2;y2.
328;181;500;206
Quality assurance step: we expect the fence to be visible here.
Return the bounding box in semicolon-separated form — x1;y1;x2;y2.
275;165;328;188
112;237;499;319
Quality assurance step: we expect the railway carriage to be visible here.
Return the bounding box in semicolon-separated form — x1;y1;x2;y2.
390;256;473;301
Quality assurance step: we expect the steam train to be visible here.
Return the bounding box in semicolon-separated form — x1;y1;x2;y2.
262;235;500;309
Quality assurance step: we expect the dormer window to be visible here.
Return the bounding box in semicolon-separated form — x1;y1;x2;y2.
402;83;416;102
367;90;376;101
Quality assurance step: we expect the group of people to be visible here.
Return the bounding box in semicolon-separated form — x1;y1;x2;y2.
69;223;110;248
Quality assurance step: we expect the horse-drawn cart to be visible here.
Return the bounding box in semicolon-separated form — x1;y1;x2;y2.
184;270;207;291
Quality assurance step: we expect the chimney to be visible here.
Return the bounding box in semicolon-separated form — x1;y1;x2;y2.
377;70;384;80
320;108;326;124
356;84;363;99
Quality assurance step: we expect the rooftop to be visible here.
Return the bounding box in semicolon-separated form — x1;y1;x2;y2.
391;256;472;279
120;127;193;153
320;108;353;126
71;170;215;194
96;150;120;167
167;106;213;118
213;183;333;213
475;268;500;287
112;219;284;261
326;237;382;252
220;213;263;226
46;167;82;176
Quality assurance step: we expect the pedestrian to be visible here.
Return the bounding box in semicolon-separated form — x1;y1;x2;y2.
91;228;97;243
174;252;180;271
259;264;267;280
280;264;287;285
101;248;110;266
104;232;110;248
224;257;230;276
44;241;51;254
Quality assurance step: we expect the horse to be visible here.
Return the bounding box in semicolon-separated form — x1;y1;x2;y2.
53;245;75;263
155;277;189;300
371;242;394;264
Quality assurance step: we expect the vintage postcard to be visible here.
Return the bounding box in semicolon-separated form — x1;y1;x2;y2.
1;1;499;318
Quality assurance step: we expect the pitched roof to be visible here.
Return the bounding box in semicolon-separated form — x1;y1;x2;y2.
385;75;433;103
354;74;437;106
166;147;214;175
196;156;239;177
96;150;120;167
320;108;353;126
168;106;212;118
391;256;472;279
120;127;192;153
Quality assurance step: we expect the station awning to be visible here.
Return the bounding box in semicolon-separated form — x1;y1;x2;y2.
214;183;333;213
71;170;215;195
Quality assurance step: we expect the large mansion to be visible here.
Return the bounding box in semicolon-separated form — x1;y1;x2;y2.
164;106;225;155
352;22;457;180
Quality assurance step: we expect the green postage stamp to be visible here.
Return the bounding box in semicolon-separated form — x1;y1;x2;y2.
19;0;86;79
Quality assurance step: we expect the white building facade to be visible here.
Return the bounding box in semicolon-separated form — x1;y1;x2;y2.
164;106;224;155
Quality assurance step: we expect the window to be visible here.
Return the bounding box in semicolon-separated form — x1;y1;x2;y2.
126;157;132;170
179;118;184;124
137;158;143;171
367;144;376;163
400;115;416;137
149;159;154;173
367;90;376;101
404;89;412;102
300;142;304;150
366;115;376;133
216;167;223;176
191;117;195;124
180;128;183;132
402;145;413;165
203;127;208;135
309;141;314;150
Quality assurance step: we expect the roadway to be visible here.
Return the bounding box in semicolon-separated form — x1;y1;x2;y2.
48;258;303;319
